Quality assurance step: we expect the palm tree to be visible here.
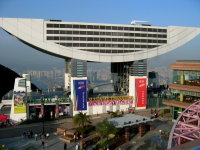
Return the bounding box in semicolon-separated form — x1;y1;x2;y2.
96;120;117;141
73;112;91;128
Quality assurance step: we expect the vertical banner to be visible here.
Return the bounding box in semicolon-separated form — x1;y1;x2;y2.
14;91;26;113
135;78;147;108
73;80;87;110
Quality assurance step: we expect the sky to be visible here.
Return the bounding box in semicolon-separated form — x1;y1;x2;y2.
0;0;200;73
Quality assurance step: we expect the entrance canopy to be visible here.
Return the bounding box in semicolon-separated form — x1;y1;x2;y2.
0;115;9;122
108;114;153;128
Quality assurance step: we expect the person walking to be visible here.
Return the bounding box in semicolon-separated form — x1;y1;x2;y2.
64;142;67;150
34;133;38;141
41;140;45;149
75;143;79;150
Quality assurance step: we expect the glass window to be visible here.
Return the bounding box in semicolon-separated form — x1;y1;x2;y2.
100;26;105;29
73;25;79;28
60;31;67;34
94;38;99;41
87;25;94;29
80;43;86;47
118;27;123;30
80;25;86;29
106;26;111;30
54;24;59;28
87;31;93;35
80;37;86;41
94;44;99;47
124;27;129;31
60;24;66;28
66;43;72;47
152;29;157;32
94;32;99;35
73;37;79;41
73;43;79;47
135;28;141;31
66;25;72;28
47;30;54;34
73;31;79;34
66;31;72;34
148;28;153;32
112;26;117;30
80;31;86;35
106;38;111;41
118;38;123;42
88;37;93;41
93;26;99;29
66;37;72;40
47;24;54;28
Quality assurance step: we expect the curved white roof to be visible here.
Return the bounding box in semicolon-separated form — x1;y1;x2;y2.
0;18;199;62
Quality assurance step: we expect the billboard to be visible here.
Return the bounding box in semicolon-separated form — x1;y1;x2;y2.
135;78;147;108
73;80;87;110
14;91;26;114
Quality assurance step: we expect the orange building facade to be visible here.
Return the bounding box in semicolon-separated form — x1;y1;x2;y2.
163;60;200;119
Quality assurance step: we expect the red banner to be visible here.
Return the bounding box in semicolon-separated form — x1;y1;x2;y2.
135;78;147;108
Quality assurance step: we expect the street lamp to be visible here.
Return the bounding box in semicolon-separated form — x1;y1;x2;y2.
41;97;45;135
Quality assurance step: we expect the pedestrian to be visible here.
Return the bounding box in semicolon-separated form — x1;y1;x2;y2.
41;140;45;149
46;133;50;139
74;134;76;142
34;133;38;141
64;142;67;150
45;142;48;149
106;144;109;150
75;143;79;150
30;130;33;138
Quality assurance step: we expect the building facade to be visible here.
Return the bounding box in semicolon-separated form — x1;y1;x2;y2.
163;60;200;120
0;18;200;115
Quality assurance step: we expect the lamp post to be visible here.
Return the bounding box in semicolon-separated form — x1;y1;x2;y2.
41;97;45;135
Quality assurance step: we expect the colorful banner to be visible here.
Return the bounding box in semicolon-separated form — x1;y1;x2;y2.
14;91;26;114
88;99;133;106
135;78;147;108
73;80;87;110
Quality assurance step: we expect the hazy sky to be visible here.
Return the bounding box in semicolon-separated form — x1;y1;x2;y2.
0;0;200;73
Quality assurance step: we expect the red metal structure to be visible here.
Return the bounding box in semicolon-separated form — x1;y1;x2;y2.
168;101;200;149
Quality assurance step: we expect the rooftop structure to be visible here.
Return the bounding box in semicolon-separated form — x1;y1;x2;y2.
0;18;199;62
108;114;152;128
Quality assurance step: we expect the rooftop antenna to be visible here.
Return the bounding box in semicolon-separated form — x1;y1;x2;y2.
131;20;148;25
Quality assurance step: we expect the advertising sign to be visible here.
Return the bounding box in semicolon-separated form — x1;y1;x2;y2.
135;78;147;108
73;80;87;110
14;91;26;113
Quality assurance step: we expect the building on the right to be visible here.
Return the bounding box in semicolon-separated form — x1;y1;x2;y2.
163;60;200;120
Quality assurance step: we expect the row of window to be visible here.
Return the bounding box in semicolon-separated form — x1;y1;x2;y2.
46;24;167;33
46;30;167;38
56;43;159;48
80;49;138;53
47;36;167;43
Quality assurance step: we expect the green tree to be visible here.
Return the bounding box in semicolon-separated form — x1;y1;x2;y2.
72;112;91;128
96;120;117;141
108;110;121;118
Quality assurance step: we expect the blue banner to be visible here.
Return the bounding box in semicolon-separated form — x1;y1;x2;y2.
73;80;87;110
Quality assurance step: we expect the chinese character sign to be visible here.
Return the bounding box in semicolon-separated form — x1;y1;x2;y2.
135;78;147;108
73;80;87;110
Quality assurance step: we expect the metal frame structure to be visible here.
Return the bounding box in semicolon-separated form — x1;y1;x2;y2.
168;101;200;149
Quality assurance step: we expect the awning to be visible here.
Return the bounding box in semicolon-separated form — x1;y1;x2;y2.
0;115;9;122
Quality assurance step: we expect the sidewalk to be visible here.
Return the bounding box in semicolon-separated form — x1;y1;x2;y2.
0;133;78;150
